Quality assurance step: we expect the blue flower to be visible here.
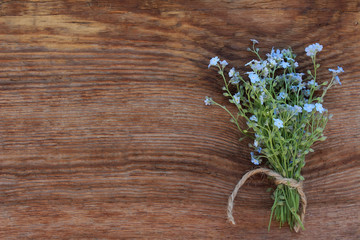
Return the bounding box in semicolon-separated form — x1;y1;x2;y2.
245;60;255;67
250;152;260;165
250;115;258;122
307;79;318;87
273;118;284;128
229;67;236;77
259;92;265;105
233;92;241;104
220;60;228;68
230;76;240;85
281;49;292;56
246;60;267;72
229;68;241;84
315;103;325;113
329;66;344;74
335;76;342;85
274;108;279;115
293;105;302;115
305;43;323;57
204;96;212;105
267;48;283;62
208;56;220;68
247;72;261;83
298;83;306;90
287;105;302;115
280;61;290;69
267;58;277;67
303;89;311;97
303;103;315;112
277;92;287;100
254;140;259;147
329;67;344;85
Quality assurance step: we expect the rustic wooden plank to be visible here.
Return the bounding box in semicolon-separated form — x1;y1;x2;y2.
0;0;359;239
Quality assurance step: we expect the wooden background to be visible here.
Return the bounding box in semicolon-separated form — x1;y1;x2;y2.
0;0;359;239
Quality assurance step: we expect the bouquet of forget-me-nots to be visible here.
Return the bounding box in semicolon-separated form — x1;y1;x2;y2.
205;40;343;232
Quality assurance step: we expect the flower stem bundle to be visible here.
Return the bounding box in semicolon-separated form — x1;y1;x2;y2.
205;40;343;231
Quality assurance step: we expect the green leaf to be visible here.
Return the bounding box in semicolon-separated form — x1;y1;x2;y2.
319;136;327;141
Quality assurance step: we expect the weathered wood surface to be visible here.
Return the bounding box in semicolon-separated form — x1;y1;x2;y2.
0;0;359;239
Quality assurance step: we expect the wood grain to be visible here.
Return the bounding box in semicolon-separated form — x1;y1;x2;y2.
0;0;359;239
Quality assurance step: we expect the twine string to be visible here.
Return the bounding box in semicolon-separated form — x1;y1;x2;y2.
227;167;307;232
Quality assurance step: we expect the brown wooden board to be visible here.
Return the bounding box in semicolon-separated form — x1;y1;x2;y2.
0;0;359;239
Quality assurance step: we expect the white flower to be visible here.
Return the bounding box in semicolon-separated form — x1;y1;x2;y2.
254;140;259;147
250;39;259;44
315;103;325;113
305;43;323;57
208;56;220;68
204;96;212;105
273;118;284;128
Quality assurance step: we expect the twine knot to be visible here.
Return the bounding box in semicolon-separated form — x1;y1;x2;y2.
227;167;307;232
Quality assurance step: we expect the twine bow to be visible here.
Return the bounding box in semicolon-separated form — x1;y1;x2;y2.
227;167;307;232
